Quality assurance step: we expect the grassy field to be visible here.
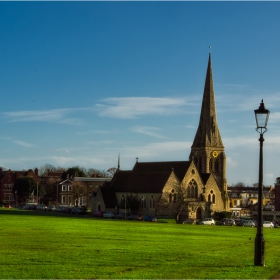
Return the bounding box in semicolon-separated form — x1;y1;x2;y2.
0;208;279;279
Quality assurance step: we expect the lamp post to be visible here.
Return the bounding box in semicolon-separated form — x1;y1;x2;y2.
254;99;270;266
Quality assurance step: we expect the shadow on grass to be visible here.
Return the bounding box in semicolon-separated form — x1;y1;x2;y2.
0;208;93;219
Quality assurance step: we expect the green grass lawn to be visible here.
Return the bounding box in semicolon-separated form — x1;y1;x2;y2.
0;208;279;279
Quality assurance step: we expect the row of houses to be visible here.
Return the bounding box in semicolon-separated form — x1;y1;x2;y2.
1;164;279;220
0;167;111;208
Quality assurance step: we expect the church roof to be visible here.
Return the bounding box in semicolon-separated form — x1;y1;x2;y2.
110;170;172;193
192;53;224;149
200;173;212;185
132;161;191;181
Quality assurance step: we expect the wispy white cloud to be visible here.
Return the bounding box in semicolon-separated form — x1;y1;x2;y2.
95;97;196;119
216;85;280;113
130;126;167;139
54;148;71;154
76;130;113;135
2;108;87;125
13;140;33;147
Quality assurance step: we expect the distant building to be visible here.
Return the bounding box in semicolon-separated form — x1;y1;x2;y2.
0;168;39;205
92;54;228;219
274;177;280;211
227;185;274;218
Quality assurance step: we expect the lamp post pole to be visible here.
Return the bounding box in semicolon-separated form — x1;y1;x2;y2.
254;132;265;266
254;99;270;267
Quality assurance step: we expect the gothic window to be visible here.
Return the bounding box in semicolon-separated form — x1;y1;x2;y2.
209;158;213;172
187;179;198;199
169;193;172;203
215;159;219;172
169;189;177;203
140;197;146;208
150;195;155;209
208;190;216;204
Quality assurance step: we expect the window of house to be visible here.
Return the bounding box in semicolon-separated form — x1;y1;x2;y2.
8;176;11;182
4;184;12;191
61;195;66;204
68;185;73;191
68;195;72;205
62;185;67;191
4;193;13;201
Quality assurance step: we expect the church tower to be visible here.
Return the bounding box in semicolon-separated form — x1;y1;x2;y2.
190;53;227;196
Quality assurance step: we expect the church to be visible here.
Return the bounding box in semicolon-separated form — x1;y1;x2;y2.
91;54;229;219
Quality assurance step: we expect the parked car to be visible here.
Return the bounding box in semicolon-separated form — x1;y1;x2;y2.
216;218;235;226
143;215;157;222
177;218;195;224
103;212;116;218
272;221;279;228
92;210;105;217
115;213;126;219
24;204;37;210
197;218;215;225
263;221;274;228
55;206;64;212
61;206;74;214
46;205;56;211
127;214;142;221
36;204;47;211
242;220;255;227
236;219;247;226
71;207;87;215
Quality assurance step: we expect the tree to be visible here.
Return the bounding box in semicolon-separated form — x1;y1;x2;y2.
13;176;42;204
38;164;65;176
72;182;86;207
61;166;87;180
86;168;113;178
158;182;189;221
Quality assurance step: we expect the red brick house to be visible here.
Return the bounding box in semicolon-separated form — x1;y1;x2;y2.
0;168;39;206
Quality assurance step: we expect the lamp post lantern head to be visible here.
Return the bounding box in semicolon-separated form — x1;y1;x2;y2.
254;99;270;134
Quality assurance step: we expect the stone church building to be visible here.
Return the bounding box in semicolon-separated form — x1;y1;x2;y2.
91;54;228;219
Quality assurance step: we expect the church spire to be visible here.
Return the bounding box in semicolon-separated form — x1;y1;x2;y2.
191;53;224;149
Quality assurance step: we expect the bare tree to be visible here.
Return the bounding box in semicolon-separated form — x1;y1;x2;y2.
72;182;86;206
158;181;189;221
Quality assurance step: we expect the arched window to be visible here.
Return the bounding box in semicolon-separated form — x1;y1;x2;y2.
209;158;213;172
208;190;216;204
187;179;198;199
150;195;155;209
169;193;172;203
215;159;219;172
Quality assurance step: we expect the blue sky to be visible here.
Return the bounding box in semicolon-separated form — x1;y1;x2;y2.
0;1;280;186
